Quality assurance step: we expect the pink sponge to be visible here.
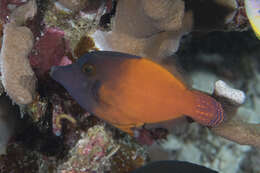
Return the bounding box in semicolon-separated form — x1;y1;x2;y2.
29;28;72;76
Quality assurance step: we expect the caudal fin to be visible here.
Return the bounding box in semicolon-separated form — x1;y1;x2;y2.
189;90;225;127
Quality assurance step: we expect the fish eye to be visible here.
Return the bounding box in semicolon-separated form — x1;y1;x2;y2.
82;63;96;75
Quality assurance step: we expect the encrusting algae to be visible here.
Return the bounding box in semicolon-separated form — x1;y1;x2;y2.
74;35;98;58
51;51;225;135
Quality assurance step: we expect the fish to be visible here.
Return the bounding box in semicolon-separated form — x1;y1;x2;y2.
245;0;260;39
50;51;224;134
130;160;218;173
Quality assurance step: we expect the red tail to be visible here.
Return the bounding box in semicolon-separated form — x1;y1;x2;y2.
190;91;225;127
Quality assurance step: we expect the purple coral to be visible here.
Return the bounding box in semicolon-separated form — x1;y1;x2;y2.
29;27;72;76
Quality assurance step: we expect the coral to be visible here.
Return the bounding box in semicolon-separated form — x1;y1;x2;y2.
52;104;76;136
214;80;246;105
29;27;72;76
156;124;251;173
91;0;193;59
57;0;89;12
211;80;260;148
73;35;98;58
9;0;37;26
56;0;106;13
0;0;37;105
0;0;26;23
43;0;106;52
113;0;185;38
213;119;260;148
110;139;147;173
227;0;249;31
26;94;48;122
58;125;120;173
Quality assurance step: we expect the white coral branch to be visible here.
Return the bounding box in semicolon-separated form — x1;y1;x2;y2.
212;80;260;148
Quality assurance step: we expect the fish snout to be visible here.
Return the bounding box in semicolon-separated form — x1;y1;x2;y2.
50;66;59;78
50;65;75;84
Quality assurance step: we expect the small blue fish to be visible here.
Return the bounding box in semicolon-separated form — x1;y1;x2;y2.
245;0;260;39
130;160;218;173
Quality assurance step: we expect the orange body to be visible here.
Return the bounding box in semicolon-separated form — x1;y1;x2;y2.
94;58;224;134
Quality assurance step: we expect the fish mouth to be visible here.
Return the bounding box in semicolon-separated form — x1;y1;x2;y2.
50;65;73;84
50;66;59;79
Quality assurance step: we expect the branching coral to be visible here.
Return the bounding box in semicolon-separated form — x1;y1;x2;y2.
92;0;193;59
0;0;37;105
211;80;260;148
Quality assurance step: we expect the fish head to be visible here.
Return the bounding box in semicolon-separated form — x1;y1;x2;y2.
50;51;140;112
